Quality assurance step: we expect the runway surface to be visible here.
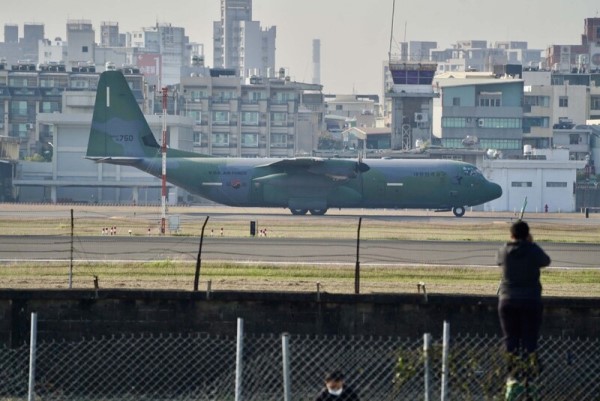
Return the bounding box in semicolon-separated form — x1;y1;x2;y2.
1;235;598;268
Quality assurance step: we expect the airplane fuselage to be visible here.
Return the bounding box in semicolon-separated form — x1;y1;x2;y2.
132;157;501;215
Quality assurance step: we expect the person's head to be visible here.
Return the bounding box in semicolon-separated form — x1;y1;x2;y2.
325;370;345;396
510;220;530;241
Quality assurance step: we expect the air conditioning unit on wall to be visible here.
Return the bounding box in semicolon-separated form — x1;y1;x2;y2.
414;112;428;122
477;118;485;127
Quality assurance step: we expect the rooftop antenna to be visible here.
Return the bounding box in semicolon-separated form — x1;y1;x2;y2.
388;0;396;63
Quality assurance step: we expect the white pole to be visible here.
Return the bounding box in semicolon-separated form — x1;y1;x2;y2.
235;318;244;401
423;333;431;401
282;333;291;401
441;321;450;401
160;87;168;235
28;312;38;401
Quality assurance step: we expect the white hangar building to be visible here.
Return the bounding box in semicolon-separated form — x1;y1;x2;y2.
482;148;586;213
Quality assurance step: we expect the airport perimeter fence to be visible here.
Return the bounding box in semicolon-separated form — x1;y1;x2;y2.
1;316;598;401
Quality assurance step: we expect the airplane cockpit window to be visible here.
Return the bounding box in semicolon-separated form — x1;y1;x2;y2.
461;166;480;176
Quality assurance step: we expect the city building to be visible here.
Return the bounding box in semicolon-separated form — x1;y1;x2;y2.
387;60;438;150
22;23;44;62
432;72;524;156
100;22;121;47
129;23;189;86
324;94;379;129
66;20;95;69
179;69;324;157
482;149;586;212
213;0;276;78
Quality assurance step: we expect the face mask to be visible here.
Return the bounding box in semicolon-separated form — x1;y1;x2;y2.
327;387;343;396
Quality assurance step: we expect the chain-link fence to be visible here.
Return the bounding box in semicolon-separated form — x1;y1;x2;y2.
1;316;598;401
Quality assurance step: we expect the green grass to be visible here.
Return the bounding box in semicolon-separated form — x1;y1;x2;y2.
1;261;598;297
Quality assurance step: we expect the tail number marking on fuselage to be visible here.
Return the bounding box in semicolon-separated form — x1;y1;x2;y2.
110;134;135;142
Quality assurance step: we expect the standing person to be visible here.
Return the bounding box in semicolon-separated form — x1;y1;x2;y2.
497;220;550;398
315;371;359;401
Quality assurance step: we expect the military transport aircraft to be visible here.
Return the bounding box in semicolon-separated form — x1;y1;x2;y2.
86;71;502;216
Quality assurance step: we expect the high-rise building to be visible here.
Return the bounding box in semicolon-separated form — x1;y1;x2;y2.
100;22;120;47
213;0;276;78
312;39;321;85
4;24;18;44
22;23;44;61
130;23;188;86
66;20;95;68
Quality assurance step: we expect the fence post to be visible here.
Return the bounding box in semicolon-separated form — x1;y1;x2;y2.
282;333;291;401
441;321;450;401
423;333;431;401
235;318;244;401
69;208;74;288
28;312;38;401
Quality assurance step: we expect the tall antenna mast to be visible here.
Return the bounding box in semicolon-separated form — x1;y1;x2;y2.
388;0;396;63
160;87;168;235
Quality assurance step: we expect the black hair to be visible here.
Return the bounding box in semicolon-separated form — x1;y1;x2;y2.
325;371;345;382
510;220;530;241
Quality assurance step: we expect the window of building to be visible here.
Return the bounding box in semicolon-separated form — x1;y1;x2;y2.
12;123;29;138
479;139;521;150
212;133;229;146
441;117;467;128
524;95;550;107
452;97;460;106
546;182;567;188
569;134;581;145
241;112;258;126
190;90;207;102
82;46;88;53
559;96;568;107
10;101;28;116
40;101;60;113
478;92;502;107
478;118;521;129
247;91;264;102
241;133;258;147
591;96;600;110
522;116;550;133
511;182;532;187
271;133;287;148
193;132;201;144
335;105;343;111
212;111;229;125
9;77;28;87
271;112;287;126
188;110;202;125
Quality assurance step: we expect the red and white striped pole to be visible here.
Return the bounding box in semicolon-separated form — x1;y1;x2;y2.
161;87;168;235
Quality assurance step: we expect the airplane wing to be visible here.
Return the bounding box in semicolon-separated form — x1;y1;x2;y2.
258;157;369;180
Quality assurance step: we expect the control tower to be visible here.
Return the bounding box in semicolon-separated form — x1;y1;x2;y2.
388;61;438;150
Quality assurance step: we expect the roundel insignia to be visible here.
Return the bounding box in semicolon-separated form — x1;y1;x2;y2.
231;179;241;189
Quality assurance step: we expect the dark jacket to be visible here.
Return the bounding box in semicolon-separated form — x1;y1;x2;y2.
497;240;551;301
315;386;359;401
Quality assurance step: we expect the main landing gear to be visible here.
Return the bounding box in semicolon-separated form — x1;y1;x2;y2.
452;206;466;217
289;208;328;216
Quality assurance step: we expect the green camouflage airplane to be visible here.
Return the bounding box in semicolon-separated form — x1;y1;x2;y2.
86;71;502;216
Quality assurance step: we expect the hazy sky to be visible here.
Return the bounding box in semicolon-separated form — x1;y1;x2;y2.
2;0;599;94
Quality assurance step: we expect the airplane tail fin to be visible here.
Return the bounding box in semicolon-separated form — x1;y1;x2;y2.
86;71;160;161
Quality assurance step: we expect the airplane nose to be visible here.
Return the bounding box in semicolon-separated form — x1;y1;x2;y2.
489;182;502;200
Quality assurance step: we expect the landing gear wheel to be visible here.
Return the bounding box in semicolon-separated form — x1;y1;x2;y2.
290;208;308;215
452;206;466;217
309;208;328;216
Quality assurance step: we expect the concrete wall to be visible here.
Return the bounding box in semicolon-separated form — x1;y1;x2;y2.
1;290;598;347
